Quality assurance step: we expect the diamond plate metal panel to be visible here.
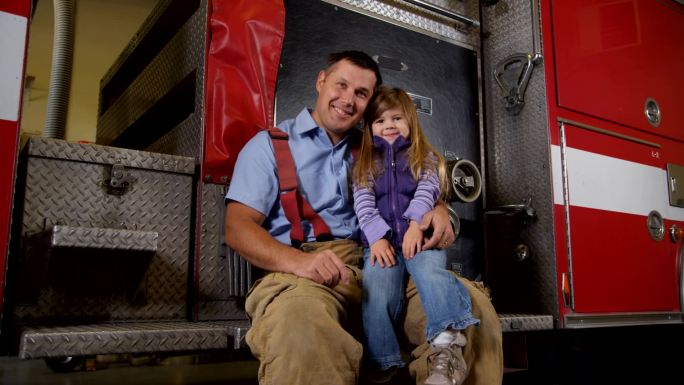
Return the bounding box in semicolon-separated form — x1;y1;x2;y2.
17;314;549;359
145;0;207;157
99;0;175;88
145;113;202;158
330;0;479;47
198;183;228;301
51;225;158;251
498;314;554;332
198;301;247;322
197;183;251;320
11;141;193;322
18;321;248;359
481;0;559;319
97;0;207;158
27;137;194;174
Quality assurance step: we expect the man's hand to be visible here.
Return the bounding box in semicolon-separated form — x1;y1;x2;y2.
226;201;349;288
420;202;455;250
370;239;396;268
291;249;349;287
402;221;423;259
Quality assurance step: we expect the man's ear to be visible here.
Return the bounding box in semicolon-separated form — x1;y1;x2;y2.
315;70;326;93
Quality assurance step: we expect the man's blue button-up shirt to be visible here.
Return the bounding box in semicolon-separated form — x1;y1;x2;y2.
226;108;359;245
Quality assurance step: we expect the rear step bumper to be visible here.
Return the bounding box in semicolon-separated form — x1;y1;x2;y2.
498;314;554;332
19;315;553;359
19;320;250;359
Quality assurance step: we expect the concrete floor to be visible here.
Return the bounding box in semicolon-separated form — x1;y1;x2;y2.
0;353;259;385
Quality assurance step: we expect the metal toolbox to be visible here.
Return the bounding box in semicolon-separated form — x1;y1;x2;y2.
8;137;195;323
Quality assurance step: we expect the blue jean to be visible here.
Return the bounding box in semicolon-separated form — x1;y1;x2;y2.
361;248;480;370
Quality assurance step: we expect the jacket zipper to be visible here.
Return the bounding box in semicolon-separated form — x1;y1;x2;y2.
388;145;400;245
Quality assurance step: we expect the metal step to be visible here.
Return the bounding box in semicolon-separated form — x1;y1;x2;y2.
19;320;249;359
498;314;554;332
50;225;159;252
19;314;552;359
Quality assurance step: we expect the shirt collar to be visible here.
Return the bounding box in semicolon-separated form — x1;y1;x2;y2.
293;108;319;136
294;108;355;148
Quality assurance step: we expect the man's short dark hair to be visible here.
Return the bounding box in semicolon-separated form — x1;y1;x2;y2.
326;50;383;90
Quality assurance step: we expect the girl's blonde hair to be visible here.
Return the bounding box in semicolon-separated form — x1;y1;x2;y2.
352;87;448;198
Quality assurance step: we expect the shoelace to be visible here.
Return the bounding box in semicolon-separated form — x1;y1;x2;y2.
428;344;467;385
429;346;456;374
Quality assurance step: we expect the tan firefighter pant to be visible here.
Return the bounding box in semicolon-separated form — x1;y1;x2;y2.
244;239;503;385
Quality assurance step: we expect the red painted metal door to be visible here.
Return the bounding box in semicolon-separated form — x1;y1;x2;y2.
552;0;684;141
562;122;682;313
0;0;30;315
547;0;684;317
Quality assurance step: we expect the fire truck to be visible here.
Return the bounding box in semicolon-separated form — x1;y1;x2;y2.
1;0;682;377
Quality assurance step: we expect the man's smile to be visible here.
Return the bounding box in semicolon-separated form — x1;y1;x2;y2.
332;104;353;118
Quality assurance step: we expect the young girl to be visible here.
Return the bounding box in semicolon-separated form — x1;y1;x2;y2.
352;87;479;385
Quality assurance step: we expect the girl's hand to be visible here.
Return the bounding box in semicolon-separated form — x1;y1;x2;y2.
370;239;396;267
403;221;423;259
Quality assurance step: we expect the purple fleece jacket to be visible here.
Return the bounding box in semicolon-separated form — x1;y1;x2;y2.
353;135;440;248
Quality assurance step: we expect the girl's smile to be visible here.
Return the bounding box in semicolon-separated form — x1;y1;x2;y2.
371;107;410;145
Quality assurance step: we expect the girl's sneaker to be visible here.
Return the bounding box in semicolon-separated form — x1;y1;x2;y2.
425;330;467;385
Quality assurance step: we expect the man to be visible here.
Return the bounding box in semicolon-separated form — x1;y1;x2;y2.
225;51;502;385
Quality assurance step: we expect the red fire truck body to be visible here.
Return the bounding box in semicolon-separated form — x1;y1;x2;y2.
0;0;30;318
545;0;684;321
0;0;682;373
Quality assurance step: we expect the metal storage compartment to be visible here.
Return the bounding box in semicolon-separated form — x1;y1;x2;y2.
482;0;683;328
6;137;250;359
551;0;684;140
9;137;195;323
481;0;559;319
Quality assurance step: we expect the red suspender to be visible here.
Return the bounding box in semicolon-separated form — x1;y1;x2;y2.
268;127;332;247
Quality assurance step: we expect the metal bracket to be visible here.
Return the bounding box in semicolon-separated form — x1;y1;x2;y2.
667;163;684;208
494;53;542;115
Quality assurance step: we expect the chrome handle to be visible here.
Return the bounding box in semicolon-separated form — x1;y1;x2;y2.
402;0;480;28
644;98;661;127
670;225;684;243
485;198;536;219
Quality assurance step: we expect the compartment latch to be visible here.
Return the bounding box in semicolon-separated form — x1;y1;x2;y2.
105;163;135;195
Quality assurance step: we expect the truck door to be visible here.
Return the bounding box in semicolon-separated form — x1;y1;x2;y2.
0;0;30;316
